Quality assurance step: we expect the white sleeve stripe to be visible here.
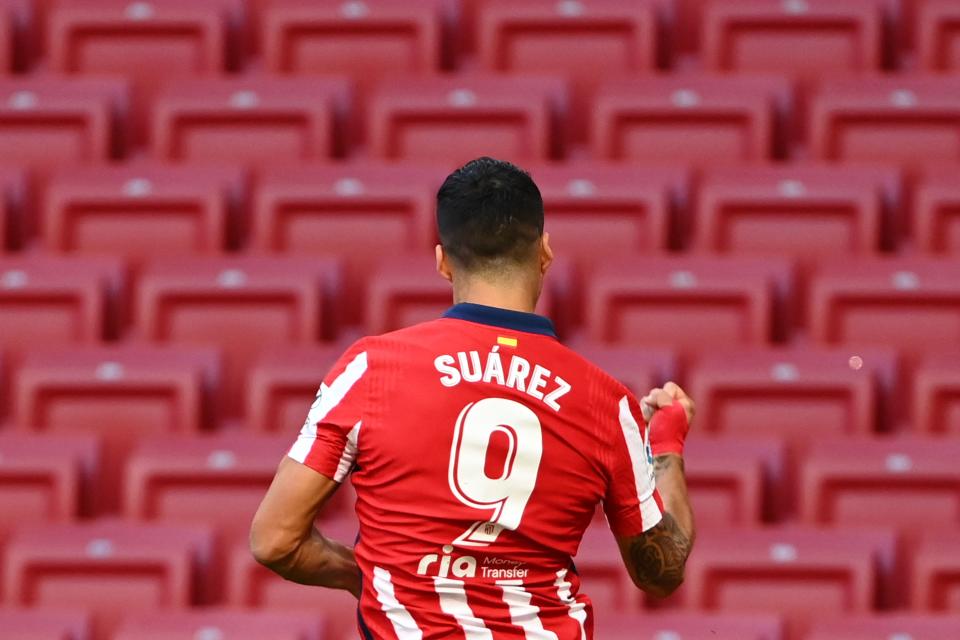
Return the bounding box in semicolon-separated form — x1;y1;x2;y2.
333;420;361;483
434;578;493;640
498;580;559;640
373;566;423;639
618;395;664;530
288;350;368;464
554;569;587;640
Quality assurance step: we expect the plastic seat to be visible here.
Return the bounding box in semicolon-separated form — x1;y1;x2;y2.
703;0;883;82
0;166;26;250
600;612;784;640
694;165;900;264
249;163;440;323
591;75;789;165
41;164;244;268
2;521;213;640
808;259;960;359
914;169;960;255
913;353;960;435
151;77;350;166
0;609;91;640
0;1;13;73
810;77;960;167
0;256;123;359
135;256;341;415
807;614;960;639
245;344;344;431
687;347;896;442
13;345;219;513
583;257;793;354
367;75;566;165
113;609;326;640
911;534;960;611
0;433;98;534
570;342;676;395
477;0;659;139
0;78;129;169
919;0;960;71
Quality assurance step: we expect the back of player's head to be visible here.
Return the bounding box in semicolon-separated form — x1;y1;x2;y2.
437;157;544;274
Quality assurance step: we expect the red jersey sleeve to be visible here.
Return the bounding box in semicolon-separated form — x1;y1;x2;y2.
601;387;665;537
287;339;369;482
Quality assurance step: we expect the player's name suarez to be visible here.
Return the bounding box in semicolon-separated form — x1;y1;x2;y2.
434;345;572;412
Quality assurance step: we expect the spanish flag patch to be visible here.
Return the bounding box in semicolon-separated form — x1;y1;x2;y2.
497;336;518;348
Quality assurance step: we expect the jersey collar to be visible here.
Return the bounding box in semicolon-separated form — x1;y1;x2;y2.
442;302;557;338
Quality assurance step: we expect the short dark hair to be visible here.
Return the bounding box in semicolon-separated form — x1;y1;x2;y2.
437;157;544;272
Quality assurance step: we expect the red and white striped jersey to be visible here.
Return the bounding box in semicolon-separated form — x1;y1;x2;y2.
290;303;663;639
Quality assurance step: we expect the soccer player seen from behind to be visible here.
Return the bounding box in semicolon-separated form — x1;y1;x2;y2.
250;157;697;639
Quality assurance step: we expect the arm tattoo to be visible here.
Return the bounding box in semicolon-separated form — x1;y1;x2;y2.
653;454;682;477
628;512;691;593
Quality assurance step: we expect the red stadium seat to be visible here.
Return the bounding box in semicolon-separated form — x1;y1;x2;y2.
135;256;341;415
13;345;219;513
477;0;659;138
0;1;13;73
914;169;960;255
246;344;344;431
367;75;566;165
703;0;884;81
0;166;26;250
693;165;900;264
0;433;98;534
591;75;790;165
810;77;960;167
800;437;960;531
113;609;325;640
0;78;129;169
919;0;960;72
40;164;245;267
151;77;350;166
2;521;213;640
599;612;785;640
807;614;960;639
913;353;960;435
575;522;641;616
911;534;960;611
249;163;440;323
808;259;960;360
687;347;895;442
568;342;676;395
0;256;123;359
0;609;91;640
583;257;793;355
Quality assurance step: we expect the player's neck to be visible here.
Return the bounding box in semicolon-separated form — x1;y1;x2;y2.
453;279;540;315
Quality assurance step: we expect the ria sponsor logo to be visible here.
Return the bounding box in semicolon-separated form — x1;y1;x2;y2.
417;546;530;580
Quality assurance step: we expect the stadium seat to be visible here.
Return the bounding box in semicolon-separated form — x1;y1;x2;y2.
807;614;960;640
151;77;350;166
590;75;790;165
0;78;129;169
583;256;793;355
919;0;960;72
135;256;341;415
0;433;98;534
911;534;960;611
687;347;895;442
914;169;960;255
2;521;213;640
913;353;960;435
477;0;659;138
693;165;900;263
13;345;220;513
599;612;785;640
367;75;567;165
113;609;326;640
245;344;345;431
808;258;960;360
800;437;960;532
702;0;884;82
810;77;960;166
40;164;245;267
567;342;676;395
682;527;896;637
0;165;26;250
249;163;440;323
0;256;123;359
575;522;641;615
0;609;91;640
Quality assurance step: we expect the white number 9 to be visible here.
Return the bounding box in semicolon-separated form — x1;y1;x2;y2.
448;398;544;547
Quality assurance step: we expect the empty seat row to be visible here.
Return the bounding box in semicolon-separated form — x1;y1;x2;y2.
3;74;960;166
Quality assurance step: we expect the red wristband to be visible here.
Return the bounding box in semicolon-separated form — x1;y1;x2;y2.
649;400;689;456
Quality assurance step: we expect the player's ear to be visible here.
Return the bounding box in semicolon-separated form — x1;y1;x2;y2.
539;232;553;276
436;244;454;283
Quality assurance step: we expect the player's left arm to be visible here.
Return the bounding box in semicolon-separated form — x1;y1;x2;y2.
250;457;360;598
